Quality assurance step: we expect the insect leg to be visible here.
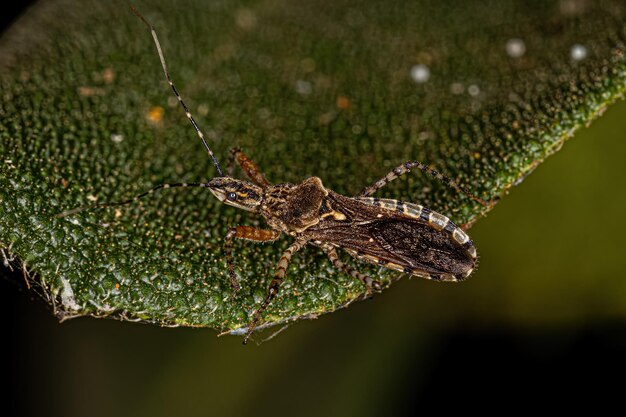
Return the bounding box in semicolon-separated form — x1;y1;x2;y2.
229;147;271;187
321;245;382;292
359;161;489;207
224;226;281;298
57;183;210;217
243;239;308;344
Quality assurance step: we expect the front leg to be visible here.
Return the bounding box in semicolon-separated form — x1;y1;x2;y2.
225;226;281;299
243;239;308;344
229;147;271;187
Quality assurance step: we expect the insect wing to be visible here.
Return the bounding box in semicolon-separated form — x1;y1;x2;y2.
371;218;474;278
316;218;475;281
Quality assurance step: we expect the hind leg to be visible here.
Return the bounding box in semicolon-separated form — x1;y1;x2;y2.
359;160;488;207
321;245;382;293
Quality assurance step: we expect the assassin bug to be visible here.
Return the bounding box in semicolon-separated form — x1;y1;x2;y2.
60;7;488;344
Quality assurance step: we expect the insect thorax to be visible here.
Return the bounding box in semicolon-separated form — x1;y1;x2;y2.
261;177;329;233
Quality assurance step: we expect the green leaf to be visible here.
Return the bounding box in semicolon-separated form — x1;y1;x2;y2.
1;0;625;337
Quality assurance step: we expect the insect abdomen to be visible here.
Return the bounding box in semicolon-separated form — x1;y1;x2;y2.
354;197;477;281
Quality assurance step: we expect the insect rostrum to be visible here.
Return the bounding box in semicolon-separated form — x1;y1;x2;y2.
60;7;482;344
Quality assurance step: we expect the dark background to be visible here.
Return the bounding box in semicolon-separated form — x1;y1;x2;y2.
3;2;626;416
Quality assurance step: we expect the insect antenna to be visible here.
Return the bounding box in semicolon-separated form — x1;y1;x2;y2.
131;6;224;177
56;182;209;218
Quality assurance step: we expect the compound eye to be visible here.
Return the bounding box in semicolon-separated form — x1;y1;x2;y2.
226;192;237;201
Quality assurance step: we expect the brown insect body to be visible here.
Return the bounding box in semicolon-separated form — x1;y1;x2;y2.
208;173;476;284
62;7;484;344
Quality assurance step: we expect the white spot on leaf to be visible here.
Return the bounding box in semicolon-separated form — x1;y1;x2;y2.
506;38;526;58
570;44;588;61
295;80;312;95
468;84;480;96
60;277;81;311
410;64;430;83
